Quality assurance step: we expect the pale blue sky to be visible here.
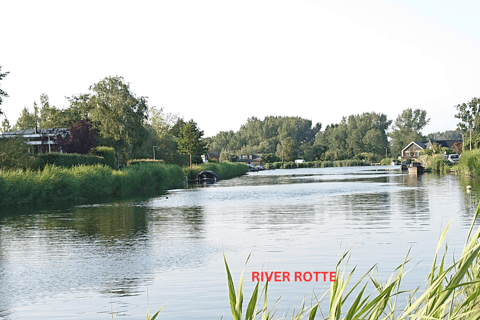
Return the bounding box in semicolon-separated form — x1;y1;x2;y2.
1;0;479;137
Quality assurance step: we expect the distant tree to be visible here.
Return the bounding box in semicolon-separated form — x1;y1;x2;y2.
427;130;462;141
276;137;297;161
169;118;187;138
150;106;180;137
177;120;208;167
455;98;480;133
0;65;9;114
219;149;238;162
260;153;280;164
389;109;429;156
13;107;37;130
1;117;11;133
55;118;99;154
39;94;65;128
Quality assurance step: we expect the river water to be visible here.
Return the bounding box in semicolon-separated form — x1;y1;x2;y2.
0;166;479;319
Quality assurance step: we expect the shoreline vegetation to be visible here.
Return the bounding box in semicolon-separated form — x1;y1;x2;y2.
0;161;248;210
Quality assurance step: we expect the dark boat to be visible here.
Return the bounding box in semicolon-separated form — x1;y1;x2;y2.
189;170;218;184
408;162;424;175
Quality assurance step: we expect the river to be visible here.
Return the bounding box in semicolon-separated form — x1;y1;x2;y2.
0;166;479;319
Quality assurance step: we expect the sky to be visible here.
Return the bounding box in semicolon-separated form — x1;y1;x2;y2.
1;0;480;137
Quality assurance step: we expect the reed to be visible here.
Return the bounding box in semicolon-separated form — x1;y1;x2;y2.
0;162;185;209
223;202;480;319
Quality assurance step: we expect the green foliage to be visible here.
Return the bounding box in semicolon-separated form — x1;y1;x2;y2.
454;97;480;133
90;146;116;168
276;137;297;161
0;65;9;111
220;149;239;162
260;153;280;164
183;162;249;180
13;106;37;130
427;130;463;140
389;108;429;156
127;159;164;166
177;119;208;167
315;112;391;160
1;117;11;133
0;162;186;208
265;159;369;169
209;116;321;157
36;152;105;169
456;149;480;176
0;137;36;170
353;152;380;163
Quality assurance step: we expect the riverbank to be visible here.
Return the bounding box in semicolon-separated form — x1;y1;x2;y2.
265;159;370;169
0;161;248;209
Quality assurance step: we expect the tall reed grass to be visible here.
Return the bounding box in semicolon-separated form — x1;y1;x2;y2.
223;202;480;319
0;162;185;208
456;149;480;176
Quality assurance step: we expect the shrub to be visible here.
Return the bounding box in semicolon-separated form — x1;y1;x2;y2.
90;146;116;169
36;152;105;169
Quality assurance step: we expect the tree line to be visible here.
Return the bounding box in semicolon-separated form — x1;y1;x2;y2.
0;75;207;168
208;109;438;162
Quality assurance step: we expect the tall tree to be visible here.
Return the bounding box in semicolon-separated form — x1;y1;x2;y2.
13;107;36;130
276;137;297;161
39;94;64;128
454;98;480;133
389;108;430;156
0;65;9;115
1;117;11;133
177;119;208;167
71;76;149;167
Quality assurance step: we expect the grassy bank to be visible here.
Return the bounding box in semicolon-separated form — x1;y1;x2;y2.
183;162;249;180
0;162;185;208
454;149;480;176
265;159;370;169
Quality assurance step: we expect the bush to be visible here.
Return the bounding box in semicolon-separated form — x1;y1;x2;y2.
127;159;164;166
90;146;116;169
456;149;480;176
36;152;105;169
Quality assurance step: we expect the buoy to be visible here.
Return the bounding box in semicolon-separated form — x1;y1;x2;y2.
467;185;472;193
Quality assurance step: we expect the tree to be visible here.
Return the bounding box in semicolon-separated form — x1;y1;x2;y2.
0;65;9;115
55;118;99;154
177;120;208;167
1;117;11;133
389;109;430;156
70;76;149;167
13;107;37;130
0;137;35;170
276;137;297;161
39;94;65;128
455;98;480;133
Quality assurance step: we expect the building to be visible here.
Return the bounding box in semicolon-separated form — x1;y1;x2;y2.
401;140;462;159
236;154;262;165
0;128;69;153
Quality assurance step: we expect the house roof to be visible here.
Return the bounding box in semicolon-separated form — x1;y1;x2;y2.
1;128;68;138
401;141;427;154
428;140;462;148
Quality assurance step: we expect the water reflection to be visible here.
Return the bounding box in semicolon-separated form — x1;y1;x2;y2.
0;166;479;319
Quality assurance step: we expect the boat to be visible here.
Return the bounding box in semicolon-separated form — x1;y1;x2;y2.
408;162;424;175
188;170;218;185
